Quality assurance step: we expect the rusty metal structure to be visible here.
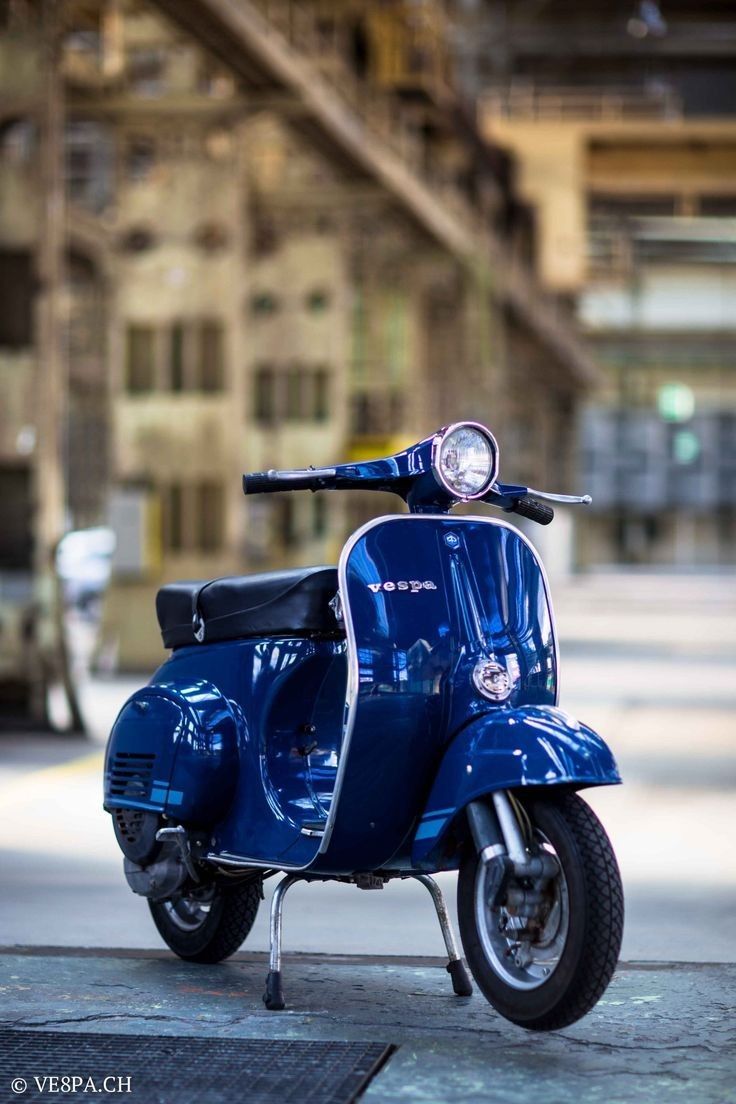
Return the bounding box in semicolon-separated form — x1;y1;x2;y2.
456;0;736;565
0;0;597;682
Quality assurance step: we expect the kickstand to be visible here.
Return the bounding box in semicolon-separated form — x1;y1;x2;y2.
263;874;301;1010
415;874;473;997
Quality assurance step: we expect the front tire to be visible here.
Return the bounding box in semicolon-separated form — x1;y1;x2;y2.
149;878;262;964
458;792;623;1030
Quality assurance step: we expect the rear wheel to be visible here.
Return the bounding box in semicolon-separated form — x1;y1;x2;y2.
149;879;262;964
457;792;623;1030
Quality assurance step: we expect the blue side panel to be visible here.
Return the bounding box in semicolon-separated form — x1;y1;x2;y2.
143;637;346;868
411;705;621;867
314;515;558;874
104;680;239;824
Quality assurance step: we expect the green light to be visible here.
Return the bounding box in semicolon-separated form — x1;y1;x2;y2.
658;383;694;423
673;429;700;466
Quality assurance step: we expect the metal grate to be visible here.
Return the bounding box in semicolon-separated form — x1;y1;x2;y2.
1;1031;393;1104
107;752;156;799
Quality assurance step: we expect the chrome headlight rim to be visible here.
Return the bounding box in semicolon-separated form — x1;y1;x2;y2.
431;421;500;502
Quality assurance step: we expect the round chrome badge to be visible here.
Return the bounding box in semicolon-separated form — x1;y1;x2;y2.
473;659;512;702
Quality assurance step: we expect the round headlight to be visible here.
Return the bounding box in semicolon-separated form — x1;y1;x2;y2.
433;422;499;500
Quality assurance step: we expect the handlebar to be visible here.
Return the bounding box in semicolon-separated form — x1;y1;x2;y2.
242;453;590;529
243;468;338;495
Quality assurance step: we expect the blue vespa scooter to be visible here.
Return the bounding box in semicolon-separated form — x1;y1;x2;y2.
104;422;623;1030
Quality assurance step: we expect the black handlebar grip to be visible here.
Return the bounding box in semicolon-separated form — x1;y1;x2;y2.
243;467;338;495
242;471;285;495
509;495;554;526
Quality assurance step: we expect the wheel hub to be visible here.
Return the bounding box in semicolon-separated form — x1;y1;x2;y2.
162;885;216;932
475;836;569;991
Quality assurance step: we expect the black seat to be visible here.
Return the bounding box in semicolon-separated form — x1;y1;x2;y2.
156;566;340;649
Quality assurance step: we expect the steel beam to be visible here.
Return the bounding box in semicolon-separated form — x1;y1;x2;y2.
149;0;598;386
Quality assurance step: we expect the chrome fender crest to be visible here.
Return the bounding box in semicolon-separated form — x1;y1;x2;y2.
366;580;438;593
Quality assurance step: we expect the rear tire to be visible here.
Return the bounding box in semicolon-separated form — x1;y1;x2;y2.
458;792;623;1030
149;879;262;964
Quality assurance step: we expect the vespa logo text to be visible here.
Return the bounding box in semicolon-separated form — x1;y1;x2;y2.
366;580;437;594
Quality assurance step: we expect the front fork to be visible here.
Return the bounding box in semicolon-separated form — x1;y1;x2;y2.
467;791;559;937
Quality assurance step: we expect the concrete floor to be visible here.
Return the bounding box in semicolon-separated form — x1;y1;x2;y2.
2;949;734;1104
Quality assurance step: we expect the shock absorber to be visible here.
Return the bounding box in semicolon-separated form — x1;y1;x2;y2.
466;799;514;908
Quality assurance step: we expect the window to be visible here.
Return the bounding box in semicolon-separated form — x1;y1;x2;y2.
0;466;33;569
163;483;184;552
306;289;330;313
286;367;304;420
63;28;102;61
194;222;229;252
313;368;329;421
252;366;331;425
125;135;156;182
125;325;155;392
198;65;235;100
127;320;225;393
0;118;35;165
65;121;113;211
350;389;403;435
588;194;677;220
276;497;297;549
313;495;327;540
127;47;166;97
389;390;404;431
170;323;185;392
251;292;279;316
254;365;276;425
699;195;736;217
351;392;372;435
0;251;33;348
199;320;224;391
161;481;224;553
351;289;367;383
197;481;224;552
120;226;156;252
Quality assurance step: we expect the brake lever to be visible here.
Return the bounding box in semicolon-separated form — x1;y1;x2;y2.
486;483;592;508
526;488;592;506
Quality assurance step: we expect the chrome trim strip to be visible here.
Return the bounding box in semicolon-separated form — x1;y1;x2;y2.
430;421;500;502
205;852;307;872
316;513;374;854
317;511;560;858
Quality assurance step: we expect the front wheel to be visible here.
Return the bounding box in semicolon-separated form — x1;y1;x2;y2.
149;878;262;964
457;792;623;1031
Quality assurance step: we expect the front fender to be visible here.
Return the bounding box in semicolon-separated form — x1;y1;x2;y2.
412;705;620;867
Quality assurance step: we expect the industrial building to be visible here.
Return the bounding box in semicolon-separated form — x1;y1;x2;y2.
466;0;736;565
1;0;597;692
